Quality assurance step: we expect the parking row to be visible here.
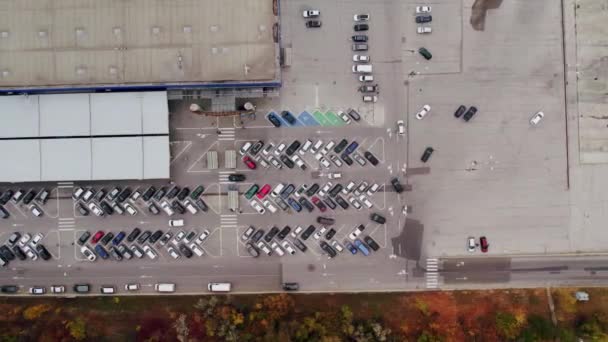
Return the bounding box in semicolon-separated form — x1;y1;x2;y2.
0;232;52;266
0;188;53;219
265;108;362;128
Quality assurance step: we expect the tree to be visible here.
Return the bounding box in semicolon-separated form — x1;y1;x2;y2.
417;331;442;342
23;304;52;320
518;314;555;341
495;312;520;340
262;293;294;321
173;314;189;342
65;318;87;341
577;315;608;340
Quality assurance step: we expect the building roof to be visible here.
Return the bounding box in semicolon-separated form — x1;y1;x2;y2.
0;0;278;90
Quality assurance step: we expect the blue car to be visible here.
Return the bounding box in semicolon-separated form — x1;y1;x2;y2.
281;111;297;125
267;113;282;127
345;141;359;155
354;239;370;256
112;231;126;245
95;244;109;260
345;241;358;255
287;198;302;212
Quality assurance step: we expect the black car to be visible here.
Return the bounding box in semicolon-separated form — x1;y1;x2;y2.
100;232;114;245
0;255;8;267
415;15;432;23
320;241;337;258
301;225;316;240
347;108;361;121
264;227;280;243
100;201;114;215
0;190;13;205
73;284;91;293
335;196;349;209
305;20;322;28
325;228;336;240
177;188;190;201
352;35;368;42
370;213;386;224
22;190;35;205
354;23;369;31
421;147;434;163
279;155;295;169
1;285;18;293
276;198;289;211
11;246;26;261
117;188;132;203
454;105;467;118
110;246;123;261
282;282;299;291
166;186;180;200
196;198;209;212
142;186;157;201
463;106;478;122
0;205;9;219
228;174;246;182
178;244;193;258
153;187;168;201
286;140;301;156
77;231;91;246
364;151;379;166
127;228;141;242
190;185;205;200
36;245;51;260
334;139;349;154
149;230;163;243
172;201;186;215
278;226;291;240
268;113;282;127
341;154;354;166
280;184;296;199
299;197;314;212
76;203;89;216
418;47;432;60
281;111;297;125
108;187;121;201
306;183;320;197
0;245;15;261
94;188;107;202
364;236;380;251
329;184;343;197
250;140;264;155
137;231;152;244
293;239;308;252
324;197;337;210
246;243;260;258
317;216;335;225
250;229;265;243
391;178;404;193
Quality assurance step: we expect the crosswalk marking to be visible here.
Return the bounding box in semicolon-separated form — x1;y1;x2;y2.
425;258;440;289
218;128;235;141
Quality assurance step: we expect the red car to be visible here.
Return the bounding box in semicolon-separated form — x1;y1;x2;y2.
243;156;257;170
311;196;327;212
479;236;489;253
91;230;105;244
257;184;271;199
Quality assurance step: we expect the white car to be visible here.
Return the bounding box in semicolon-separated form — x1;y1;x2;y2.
18;233;31;247
363;95;378;103
256;241;272;256
274;143;286;156
30;233;44;247
262;143;274;156
80;245;97;262
397;120;405;135
167;246;180;259
354;14;370;21
331;240;344;253
343;181;356;194
88;202;104;216
319;182;333;197
349;226;365;240
280;240;296;255
367;183;380;196
353;55;370;62
348;196;362;210
337;111;352;124
258;157;270;168
23;246;37;260
124;202;137;216
416;5;432;13
530;111;544;125
303;9;320;17
171;231;186;245
51;285;65;293
417;26;432;34
354;181;369;196
242;226;255;241
169;219;184;227
320;158;331;169
190;243;205;257
291;155;307;170
270;242;285;256
250;200;266;214
239;142;252;155
143;245;158;259
310;140;324;154
125;284;140;291
291;226;304;238
262;200;278;213
359;75;374;82
330;155;343;167
195;230;211;245
269;156;282;169
29;287;46;295
314;152;324;161
468;237;476;252
321;141;335;155
314;227;327;240
328;171;342;179
299;140;313;155
415;104;431;120
359;195;373;208
183;200;198;214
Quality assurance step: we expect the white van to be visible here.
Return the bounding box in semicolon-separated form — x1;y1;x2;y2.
169;219;184;227
271;183;285;198
155;283;176;293
352;64;372;73
100;286;115;294
208;282;231;292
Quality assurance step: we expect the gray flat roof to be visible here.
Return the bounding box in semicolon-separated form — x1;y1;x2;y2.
0;0;278;89
0;140;40;182
41;138;91;181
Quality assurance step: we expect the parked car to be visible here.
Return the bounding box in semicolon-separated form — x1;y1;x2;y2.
354;23;369;31
267;113;282;127
415;15;432;23
281;110;297;125
391;178;404;193
302;9;320;18
370;213;386;224
353;54;370;62
480;236;489;252
305;20;322;28
454;105;467;118
417;26;432;34
354;14;370;21
415;104;431;120
530;111;544;125
418;47;432;60
463;106;478;121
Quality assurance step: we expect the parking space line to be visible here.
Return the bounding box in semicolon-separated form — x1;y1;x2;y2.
9;202;28;218
169;141;192;165
187;141;219;173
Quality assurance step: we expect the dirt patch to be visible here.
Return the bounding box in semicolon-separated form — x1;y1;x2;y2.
470;0;503;31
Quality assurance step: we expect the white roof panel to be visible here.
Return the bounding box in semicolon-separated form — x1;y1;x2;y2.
142;92;170;134
0;140;40;182
39;93;91;136
143;136;170;179
0;96;39;138
91;137;143;180
91;93;142;135
40;139;92;181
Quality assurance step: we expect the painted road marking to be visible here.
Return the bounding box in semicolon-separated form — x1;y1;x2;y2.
298;111;320;126
312;110;332;126
324;111;344;126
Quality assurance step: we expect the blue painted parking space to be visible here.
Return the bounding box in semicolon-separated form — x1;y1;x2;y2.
298;111;320;126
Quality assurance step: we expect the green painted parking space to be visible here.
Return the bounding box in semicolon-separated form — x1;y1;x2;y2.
313;111;332;126
324;111;345;126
